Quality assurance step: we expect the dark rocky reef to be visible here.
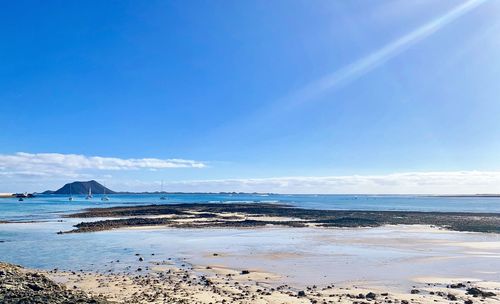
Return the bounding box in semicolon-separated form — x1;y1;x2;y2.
64;203;500;234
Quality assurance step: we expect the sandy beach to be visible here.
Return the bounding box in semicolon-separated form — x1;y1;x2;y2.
43;262;500;304
2;241;500;304
2;222;500;303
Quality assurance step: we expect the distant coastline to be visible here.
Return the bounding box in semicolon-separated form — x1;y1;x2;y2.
5;180;500;198
36;192;500;197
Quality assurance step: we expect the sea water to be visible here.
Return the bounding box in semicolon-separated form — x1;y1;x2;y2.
1;193;500;222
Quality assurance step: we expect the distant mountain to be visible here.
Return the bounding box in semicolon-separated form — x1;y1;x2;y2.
44;180;115;195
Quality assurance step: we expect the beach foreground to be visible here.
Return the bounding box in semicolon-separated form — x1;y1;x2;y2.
2;203;500;303
1;259;499;304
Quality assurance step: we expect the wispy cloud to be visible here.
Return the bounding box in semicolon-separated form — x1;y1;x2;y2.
123;171;500;194
286;0;485;107
0;152;205;178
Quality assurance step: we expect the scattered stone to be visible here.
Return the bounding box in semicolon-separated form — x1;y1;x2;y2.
0;263;109;303
366;292;376;299
466;287;496;298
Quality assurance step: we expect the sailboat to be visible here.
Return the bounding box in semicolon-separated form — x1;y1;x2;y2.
68;184;73;201
160;180;166;200
86;187;92;200
101;184;109;201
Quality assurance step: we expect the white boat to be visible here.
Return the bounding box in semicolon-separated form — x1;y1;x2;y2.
101;185;109;201
86;187;93;200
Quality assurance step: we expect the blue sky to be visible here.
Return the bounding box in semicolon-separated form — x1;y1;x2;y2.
1;0;500;193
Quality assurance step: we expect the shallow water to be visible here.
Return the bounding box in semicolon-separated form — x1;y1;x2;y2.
1;194;500;289
2;193;500;222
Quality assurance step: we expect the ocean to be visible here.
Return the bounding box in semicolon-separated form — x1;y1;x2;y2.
1;193;500;222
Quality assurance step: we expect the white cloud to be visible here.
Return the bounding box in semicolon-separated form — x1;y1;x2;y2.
126;171;500;194
0;152;205;178
1;153;499;194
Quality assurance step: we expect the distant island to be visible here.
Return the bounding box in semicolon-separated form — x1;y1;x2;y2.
43;180;115;195
41;181;275;196
37;181;500;197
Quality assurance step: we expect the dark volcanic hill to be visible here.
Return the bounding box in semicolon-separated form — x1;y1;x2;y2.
45;180;115;195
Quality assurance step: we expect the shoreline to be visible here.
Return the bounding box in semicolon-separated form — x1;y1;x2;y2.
60;203;500;234
2;259;498;304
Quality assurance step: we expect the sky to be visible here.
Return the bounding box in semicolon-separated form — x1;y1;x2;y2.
1;0;500;194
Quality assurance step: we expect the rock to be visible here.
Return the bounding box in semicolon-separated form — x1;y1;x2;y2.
467;287;496;298
448;294;458;301
138;257;144;262
366;292;376;299
0;262;109;303
467;288;481;297
27;283;43;291
297;290;306;297
241;270;250;275
464;300;473;304
410;289;420;294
